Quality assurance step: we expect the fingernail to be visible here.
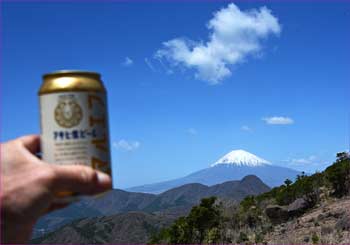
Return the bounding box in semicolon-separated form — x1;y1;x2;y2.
96;171;111;185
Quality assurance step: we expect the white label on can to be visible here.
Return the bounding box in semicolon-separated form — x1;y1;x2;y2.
40;92;111;174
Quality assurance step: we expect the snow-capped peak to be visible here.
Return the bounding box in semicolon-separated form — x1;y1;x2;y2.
211;149;270;167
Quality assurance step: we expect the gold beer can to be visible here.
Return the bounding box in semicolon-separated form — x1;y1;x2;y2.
39;70;111;198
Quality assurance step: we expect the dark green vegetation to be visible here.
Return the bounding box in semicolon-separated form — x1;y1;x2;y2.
270;152;350;206
149;153;350;244
149;197;223;244
325;152;350;197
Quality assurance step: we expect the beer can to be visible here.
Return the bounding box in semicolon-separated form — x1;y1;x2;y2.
38;70;112;198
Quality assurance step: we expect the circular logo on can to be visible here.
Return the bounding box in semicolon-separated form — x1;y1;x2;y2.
54;98;83;128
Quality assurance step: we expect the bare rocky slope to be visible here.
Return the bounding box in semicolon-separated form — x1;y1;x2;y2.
264;197;350;244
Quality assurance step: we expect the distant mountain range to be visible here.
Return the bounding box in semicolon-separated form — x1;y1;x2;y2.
127;150;301;194
33;175;270;240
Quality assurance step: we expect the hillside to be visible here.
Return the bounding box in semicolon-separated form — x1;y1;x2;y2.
33;189;156;237
33;212;174;244
149;152;350;244
33;153;349;244
33;175;269;239
264;197;350;244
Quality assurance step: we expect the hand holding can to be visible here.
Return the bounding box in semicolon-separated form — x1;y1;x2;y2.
38;70;112;199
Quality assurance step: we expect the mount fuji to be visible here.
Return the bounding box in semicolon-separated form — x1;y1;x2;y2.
127;150;301;194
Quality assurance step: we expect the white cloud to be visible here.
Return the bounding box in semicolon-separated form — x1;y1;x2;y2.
113;140;140;151
262;116;294;125
144;58;156;71
290;155;317;165
157;58;174;74
283;155;330;172
187;128;198;135
241;125;253;132
122;57;133;66
155;3;281;84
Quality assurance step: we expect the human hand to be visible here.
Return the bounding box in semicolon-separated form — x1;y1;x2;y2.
0;135;112;243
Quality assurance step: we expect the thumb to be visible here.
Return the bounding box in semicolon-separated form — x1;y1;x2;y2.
18;134;41;154
49;165;112;195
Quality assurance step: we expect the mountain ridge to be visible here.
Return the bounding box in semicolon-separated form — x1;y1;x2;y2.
127;164;300;194
33;175;270;239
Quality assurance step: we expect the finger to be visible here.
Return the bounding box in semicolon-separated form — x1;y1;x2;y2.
18;134;41;154
49;165;112;195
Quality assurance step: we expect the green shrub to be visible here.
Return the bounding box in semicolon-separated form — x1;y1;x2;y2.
255;232;264;243
312;233;319;244
237;231;249;243
240;196;256;212
325;157;350;197
149;196;223;244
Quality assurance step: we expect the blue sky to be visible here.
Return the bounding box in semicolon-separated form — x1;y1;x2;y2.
2;2;349;188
